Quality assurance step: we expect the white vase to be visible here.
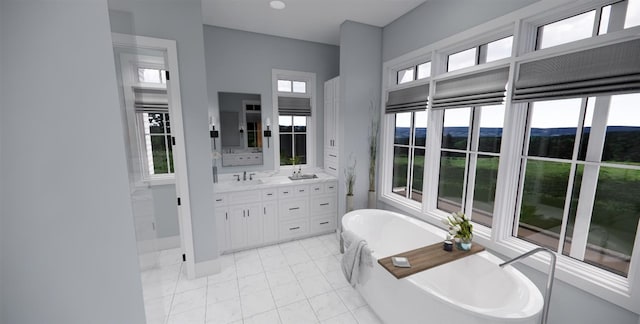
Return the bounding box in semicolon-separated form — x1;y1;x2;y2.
346;194;354;212
367;190;376;209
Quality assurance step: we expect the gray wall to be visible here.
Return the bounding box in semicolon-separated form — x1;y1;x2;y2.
338;21;383;215
0;0;4;320
379;0;640;322
152;185;180;238
108;0;217;263
0;0;145;323
203;26;340;174
382;0;539;61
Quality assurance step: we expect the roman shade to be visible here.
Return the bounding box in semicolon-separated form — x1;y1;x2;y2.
134;88;169;112
432;67;509;109
513;39;640;102
278;96;312;116
385;84;429;114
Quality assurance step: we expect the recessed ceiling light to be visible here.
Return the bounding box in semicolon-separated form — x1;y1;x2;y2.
270;0;285;10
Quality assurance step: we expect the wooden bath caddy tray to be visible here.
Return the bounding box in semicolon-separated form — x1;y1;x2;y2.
378;242;485;279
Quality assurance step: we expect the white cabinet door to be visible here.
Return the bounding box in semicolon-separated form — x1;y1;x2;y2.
245;204;263;246
263;202;278;244
229;206;247;250
324;79;335;148
215;207;230;253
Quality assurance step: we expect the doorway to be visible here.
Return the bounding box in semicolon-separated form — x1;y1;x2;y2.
112;33;196;322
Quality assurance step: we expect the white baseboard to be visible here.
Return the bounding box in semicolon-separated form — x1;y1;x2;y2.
193;258;221;278
156;235;180;250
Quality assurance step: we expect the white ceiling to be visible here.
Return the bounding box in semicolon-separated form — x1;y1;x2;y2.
201;0;427;45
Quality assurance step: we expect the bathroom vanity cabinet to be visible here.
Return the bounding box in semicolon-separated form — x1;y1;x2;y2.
214;178;338;253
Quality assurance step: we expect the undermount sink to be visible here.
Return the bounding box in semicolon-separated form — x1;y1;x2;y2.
288;174;318;180
258;176;292;185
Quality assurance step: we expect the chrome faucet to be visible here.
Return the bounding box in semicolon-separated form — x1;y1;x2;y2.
500;247;556;324
243;171;247;181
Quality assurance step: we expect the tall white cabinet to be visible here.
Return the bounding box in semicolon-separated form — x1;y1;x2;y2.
324;76;340;176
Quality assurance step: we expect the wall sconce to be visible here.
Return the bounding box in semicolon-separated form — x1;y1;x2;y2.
264;117;272;148
209;116;219;149
239;125;244;134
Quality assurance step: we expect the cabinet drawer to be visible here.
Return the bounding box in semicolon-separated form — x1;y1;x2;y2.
279;198;308;221
214;193;228;206
310;217;335;234
311;195;336;215
262;188;278;201
279;219;309;239
278;186;295;198
310;183;324;195
294;185;309;196
325;181;337;194
228;190;261;205
325;160;338;176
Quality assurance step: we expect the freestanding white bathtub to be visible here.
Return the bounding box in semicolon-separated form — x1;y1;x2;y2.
342;209;543;324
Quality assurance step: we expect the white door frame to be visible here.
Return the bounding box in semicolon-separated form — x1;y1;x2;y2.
112;33;196;278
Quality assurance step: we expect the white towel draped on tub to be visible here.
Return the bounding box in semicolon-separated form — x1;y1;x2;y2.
341;230;373;287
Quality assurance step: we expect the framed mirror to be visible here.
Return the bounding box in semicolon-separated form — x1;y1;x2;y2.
218;92;264;166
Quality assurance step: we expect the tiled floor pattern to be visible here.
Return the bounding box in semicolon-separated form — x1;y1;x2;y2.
141;233;383;324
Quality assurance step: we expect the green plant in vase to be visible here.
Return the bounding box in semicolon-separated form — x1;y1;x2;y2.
442;211;473;251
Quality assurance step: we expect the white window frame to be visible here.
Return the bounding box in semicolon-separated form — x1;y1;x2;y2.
119;53;175;186
271;69;316;169
379;0;640;313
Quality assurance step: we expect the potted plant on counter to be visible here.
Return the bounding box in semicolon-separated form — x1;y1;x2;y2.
442;211;473;251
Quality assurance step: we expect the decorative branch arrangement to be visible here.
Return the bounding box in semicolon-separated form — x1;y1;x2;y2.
345;155;356;196
368;98;380;193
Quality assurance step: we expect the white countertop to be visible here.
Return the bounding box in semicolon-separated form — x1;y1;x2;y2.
214;172;337;193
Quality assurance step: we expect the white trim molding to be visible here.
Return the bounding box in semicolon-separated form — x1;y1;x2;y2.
194;258;221;278
112;33;198;280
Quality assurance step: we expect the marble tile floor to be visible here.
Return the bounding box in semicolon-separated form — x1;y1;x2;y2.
140;233;383;324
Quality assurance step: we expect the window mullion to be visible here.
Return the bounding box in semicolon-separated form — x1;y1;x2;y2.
570;96;611;259
592;6;603;37
511;104;534;237
464;107;481;215
558;98;589;254
407;112;417;199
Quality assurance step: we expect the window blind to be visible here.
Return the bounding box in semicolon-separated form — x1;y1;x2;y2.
385;84;429;114
432;67;509;109
134;88;169;112
278;96;312;116
513;39;640;102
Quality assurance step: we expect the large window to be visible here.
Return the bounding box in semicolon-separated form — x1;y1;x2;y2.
121;54;175;182
397;61;431;84
279;116;307;165
141;112;173;175
273;69;315;167
438;105;504;227
392;111;427;202
446;36;513;72
381;1;640;310
537;0;640;50
517;94;640;276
